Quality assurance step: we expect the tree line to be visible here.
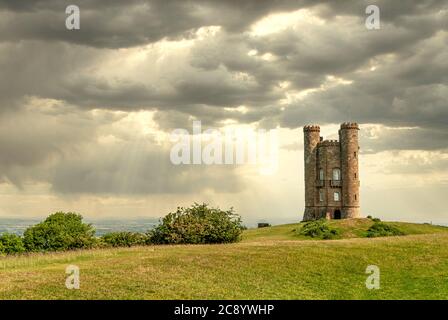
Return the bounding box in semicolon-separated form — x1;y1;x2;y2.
0;203;244;256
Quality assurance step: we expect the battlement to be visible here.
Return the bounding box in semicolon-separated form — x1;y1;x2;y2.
318;139;340;147
303;125;320;132
340;122;359;130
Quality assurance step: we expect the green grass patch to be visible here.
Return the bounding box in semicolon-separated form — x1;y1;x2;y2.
1;219;448;299
242;218;448;242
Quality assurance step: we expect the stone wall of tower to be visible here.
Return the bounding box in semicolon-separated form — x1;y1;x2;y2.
303;125;320;221
339;122;360;218
316;141;342;219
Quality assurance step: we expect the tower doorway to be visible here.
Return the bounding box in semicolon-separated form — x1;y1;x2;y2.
334;210;341;219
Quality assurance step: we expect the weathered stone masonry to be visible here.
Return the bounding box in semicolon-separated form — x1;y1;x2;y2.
303;123;360;221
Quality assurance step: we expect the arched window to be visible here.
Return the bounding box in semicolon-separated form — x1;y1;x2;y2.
334;192;340;201
332;168;341;181
319;169;324;180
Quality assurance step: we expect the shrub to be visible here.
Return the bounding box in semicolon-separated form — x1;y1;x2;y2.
366;222;405;238
367;215;381;222
148;203;243;244
0;233;26;254
101;232;147;247
298;219;340;240
23;212;96;252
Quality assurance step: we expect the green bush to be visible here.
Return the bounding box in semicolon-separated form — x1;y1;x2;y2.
366;222;405;238
101;232;147;247
0;233;26;254
23;212;96;252
148;203;243;244
298;219;340;240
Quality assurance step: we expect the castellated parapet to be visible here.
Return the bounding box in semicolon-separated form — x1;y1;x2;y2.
302;123;360;221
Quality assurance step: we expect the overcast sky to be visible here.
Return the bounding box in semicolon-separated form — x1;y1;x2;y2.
0;0;447;224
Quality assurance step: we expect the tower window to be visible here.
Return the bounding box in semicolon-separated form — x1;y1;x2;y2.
332;168;341;181
319;169;324;180
355;194;357;200
354;151;357;158
319;190;324;202
334;192;340;201
354;173;357;179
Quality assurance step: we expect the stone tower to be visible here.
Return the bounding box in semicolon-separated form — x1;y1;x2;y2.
302;123;360;221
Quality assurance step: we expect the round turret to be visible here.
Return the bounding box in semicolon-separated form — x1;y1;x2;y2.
339;123;360;218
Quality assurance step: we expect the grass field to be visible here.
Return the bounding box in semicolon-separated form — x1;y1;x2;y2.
1;219;448;299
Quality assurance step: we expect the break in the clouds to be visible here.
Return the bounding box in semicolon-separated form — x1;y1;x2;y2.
0;0;446;222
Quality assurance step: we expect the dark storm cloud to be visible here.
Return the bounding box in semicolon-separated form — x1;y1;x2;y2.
280;46;448;131
0;0;446;48
0;0;447;197
277;21;448;145
0;0;304;48
0;102;104;187
0;0;446;119
0;41;102;110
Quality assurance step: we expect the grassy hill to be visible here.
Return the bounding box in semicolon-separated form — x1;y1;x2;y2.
242;218;448;241
1;219;448;299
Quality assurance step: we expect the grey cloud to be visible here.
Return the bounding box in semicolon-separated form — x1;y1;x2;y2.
279;27;448;133
0;0;308;48
8;0;444;50
0;103;102;187
50;141;244;195
361;127;448;154
0;103;244;195
0;41;103;110
0;0;447;167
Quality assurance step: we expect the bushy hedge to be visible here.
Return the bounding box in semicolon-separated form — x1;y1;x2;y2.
366;222;405;238
148;203;243;244
0;233;26;255
23;212;96;252
101;232;148;247
298;219;340;240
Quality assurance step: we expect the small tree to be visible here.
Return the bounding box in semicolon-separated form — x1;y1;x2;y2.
23;212;95;252
148;203;243;244
0;233;25;254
